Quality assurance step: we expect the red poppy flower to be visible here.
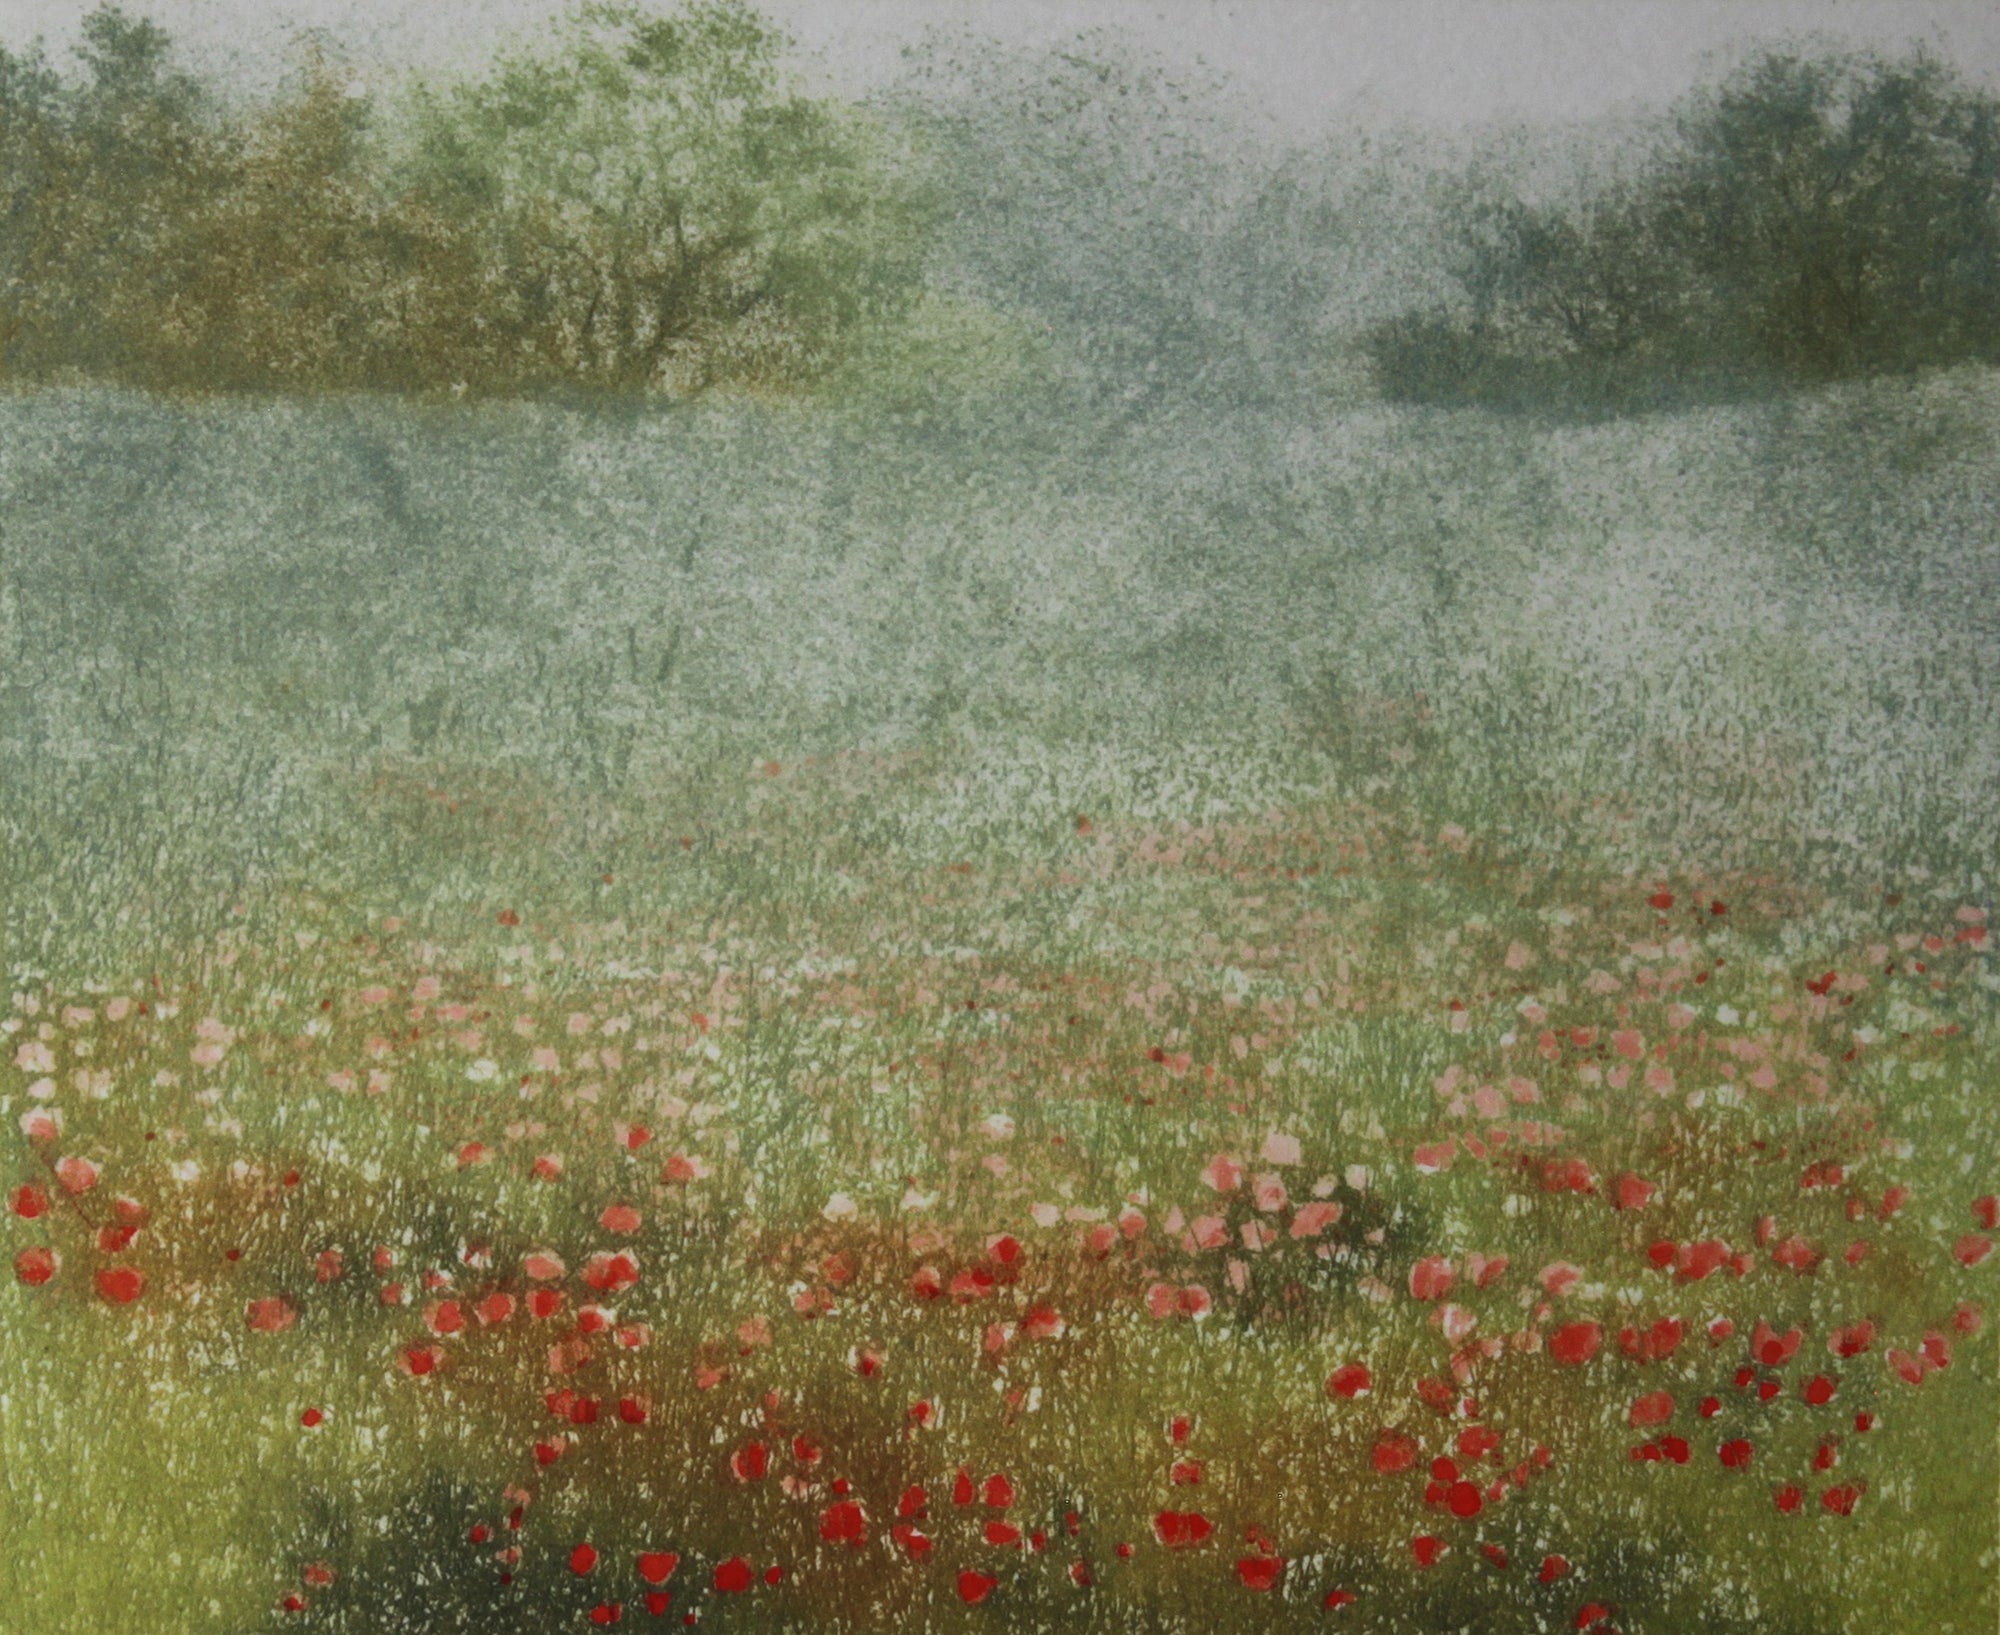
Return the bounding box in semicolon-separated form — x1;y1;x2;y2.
820;1500;867;1546
1327;1363;1372;1399
1373;1431;1419;1475
96;1266;145;1304
13;1246;57;1286
1548;1322;1601;1365
1152;1511;1213;1549
246;1297;297;1333
1409;1257;1455;1301
1751;1321;1801;1367
582;1251;639;1293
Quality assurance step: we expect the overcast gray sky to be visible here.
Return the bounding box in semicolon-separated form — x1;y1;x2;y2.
4;0;1997;135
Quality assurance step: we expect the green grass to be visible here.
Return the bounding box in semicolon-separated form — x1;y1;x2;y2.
0;372;1995;1633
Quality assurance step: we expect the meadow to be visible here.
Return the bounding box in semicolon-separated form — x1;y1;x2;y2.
0;358;1995;1635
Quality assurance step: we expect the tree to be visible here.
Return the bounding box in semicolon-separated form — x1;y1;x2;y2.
0;40;63;374
397;0;928;393
891;33;1253;409
1664;48;2000;376
0;7;230;382
1372;45;2000;407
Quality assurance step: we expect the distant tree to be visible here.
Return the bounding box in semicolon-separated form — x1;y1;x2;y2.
0;7;226;380
148;53;466;391
1371;46;2000;408
891;34;1252;408
0;40;64;374
51;7;225;374
1664;48;2000;376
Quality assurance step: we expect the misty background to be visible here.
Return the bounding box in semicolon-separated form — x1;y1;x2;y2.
0;0;1995;980
6;0;2000;134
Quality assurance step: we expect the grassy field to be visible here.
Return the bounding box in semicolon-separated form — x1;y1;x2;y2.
1;372;1995;1634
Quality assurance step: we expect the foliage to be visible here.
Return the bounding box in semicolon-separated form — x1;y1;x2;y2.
2;21;1999;1614
1370;46;2000;409
395;0;930;394
0;2;928;397
891;34;1290;414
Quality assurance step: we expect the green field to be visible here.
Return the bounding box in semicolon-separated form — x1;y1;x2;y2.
0;365;1994;1633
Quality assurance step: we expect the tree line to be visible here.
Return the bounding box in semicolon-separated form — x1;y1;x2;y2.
2;5;1997;408
1370;47;2000;410
0;2;928;396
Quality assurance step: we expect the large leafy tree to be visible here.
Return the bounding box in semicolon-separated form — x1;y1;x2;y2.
399;0;928;392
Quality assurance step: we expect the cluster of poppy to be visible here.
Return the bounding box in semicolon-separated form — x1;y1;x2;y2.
4;871;1992;1630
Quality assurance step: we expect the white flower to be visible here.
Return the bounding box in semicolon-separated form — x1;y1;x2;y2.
466;1058;499;1083
1260;1130;1302;1166
822;1192;858;1221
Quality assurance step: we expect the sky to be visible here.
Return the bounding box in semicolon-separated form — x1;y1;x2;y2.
3;0;1998;136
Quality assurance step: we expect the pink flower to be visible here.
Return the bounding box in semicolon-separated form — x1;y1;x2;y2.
1201;1155;1245;1193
